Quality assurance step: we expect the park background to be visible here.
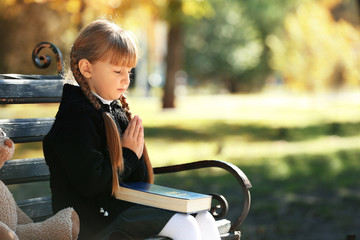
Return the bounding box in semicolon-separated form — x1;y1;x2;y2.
1;0;360;239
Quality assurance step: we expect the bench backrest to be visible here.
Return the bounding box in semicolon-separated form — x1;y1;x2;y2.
0;43;249;236
0;74;64;222
0;74;238;238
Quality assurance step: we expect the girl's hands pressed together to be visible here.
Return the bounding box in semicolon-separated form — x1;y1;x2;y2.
121;115;144;159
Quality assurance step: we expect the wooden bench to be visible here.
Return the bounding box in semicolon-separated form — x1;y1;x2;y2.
0;42;251;240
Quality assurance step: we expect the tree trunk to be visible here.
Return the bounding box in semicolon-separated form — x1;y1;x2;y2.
162;22;183;109
226;77;238;93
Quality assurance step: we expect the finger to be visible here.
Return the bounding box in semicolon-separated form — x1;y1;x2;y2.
138;126;144;157
137;125;144;142
132;117;142;138
126;115;138;136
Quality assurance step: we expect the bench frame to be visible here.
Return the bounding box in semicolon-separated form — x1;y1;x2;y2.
0;42;251;240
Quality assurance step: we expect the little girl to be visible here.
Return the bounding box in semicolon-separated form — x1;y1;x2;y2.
43;19;221;240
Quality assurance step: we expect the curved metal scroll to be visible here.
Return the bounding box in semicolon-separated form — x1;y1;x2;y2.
153;160;251;231
209;193;229;219
32;42;64;76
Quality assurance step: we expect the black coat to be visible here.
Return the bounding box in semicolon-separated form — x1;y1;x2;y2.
43;84;148;239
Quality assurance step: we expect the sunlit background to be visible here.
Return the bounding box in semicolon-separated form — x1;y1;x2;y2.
1;0;360;239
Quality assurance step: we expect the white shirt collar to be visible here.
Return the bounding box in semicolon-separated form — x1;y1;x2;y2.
92;91;113;105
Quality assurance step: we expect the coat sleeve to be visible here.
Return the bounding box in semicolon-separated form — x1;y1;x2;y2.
121;148;148;183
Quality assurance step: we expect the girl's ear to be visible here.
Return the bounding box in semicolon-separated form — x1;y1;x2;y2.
78;59;92;79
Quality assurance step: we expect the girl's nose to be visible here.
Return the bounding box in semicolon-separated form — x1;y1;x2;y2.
4;138;14;148
122;75;130;84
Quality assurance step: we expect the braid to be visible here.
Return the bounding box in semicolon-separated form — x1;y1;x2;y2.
119;95;132;120
70;47;101;110
70;46;124;196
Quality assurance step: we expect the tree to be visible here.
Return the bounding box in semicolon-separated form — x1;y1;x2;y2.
184;0;263;92
161;0;213;108
161;0;183;108
183;0;302;93
0;0;213;108
267;0;360;92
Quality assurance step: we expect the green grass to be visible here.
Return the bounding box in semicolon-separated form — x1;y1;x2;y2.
2;91;360;239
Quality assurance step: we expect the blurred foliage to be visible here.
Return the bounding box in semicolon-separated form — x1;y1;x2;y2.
0;0;213;63
1;0;360;93
184;0;303;92
0;0;214;108
267;0;360;92
184;0;264;92
184;0;360;93
0;1;71;74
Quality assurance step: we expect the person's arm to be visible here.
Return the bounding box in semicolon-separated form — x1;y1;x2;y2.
119;115;148;182
121;148;148;182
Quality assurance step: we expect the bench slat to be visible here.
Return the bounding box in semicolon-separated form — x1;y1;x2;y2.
0;118;54;143
0;158;50;185
17;196;53;222
0;74;62;80
17;195;233;238
0;78;64;104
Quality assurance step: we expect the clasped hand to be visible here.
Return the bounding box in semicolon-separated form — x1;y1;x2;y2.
121;115;144;159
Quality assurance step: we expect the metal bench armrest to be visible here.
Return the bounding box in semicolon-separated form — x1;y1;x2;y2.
153;160;251;231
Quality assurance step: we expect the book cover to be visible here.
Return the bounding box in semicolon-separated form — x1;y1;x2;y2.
116;182;212;214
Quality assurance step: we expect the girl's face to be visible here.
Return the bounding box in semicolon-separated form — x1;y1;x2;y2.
86;59;132;100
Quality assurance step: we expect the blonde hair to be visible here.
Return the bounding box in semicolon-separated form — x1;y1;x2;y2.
70;19;153;196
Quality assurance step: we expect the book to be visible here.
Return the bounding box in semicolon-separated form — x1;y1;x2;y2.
116;182;212;214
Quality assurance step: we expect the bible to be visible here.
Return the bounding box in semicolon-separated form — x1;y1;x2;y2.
116;182;212;214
